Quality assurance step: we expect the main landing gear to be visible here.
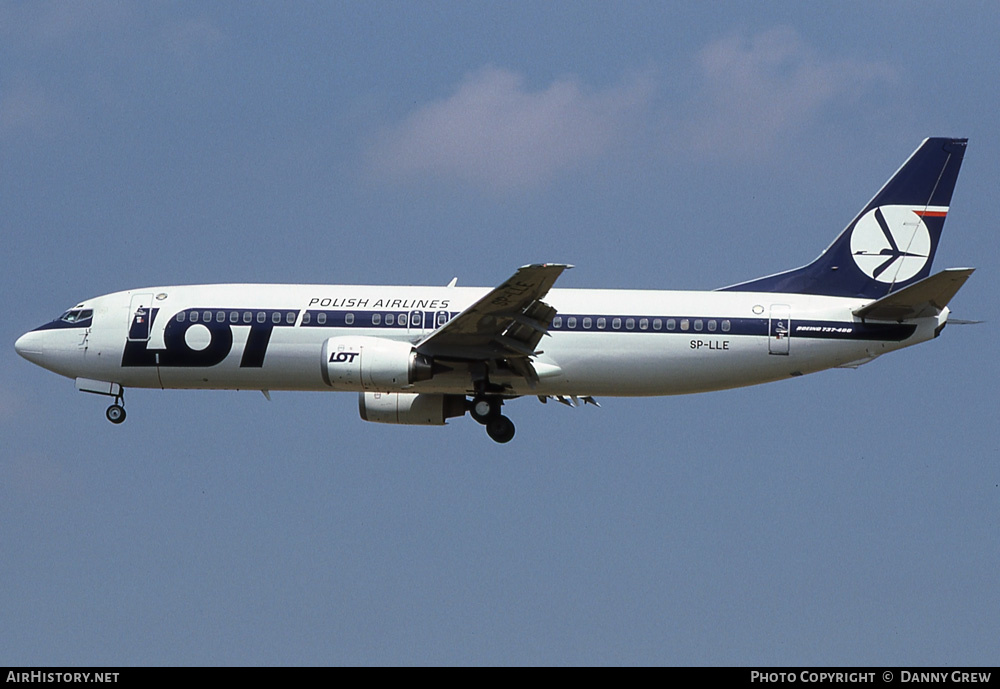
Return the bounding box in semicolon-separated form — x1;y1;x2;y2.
469;394;515;443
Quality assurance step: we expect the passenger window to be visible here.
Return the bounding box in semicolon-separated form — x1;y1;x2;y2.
583;317;592;329
653;318;662;331
386;314;394;325
217;311;226;323
176;312;186;323
437;312;447;326
639;318;648;330
372;313;381;325
399;314;408;326
626;318;635;330
597;317;606;329
722;320;731;332
612;318;622;330
708;320;717;332
552;317;562;329
567;317;577;328
345;313;354;325
272;312;281;324
694;319;703;331
667;318;675;331
680;319;689;331
317;313;327;325
302;312;311;325
243;312;252;324
257;312;266;323
412;313;421;326
229;311;239;323
190;311;199;323
203;311;212;322
287;312;296;324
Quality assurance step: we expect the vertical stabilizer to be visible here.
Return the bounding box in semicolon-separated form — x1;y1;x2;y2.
723;138;968;299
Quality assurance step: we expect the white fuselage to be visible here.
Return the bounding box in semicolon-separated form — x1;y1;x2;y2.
15;283;944;398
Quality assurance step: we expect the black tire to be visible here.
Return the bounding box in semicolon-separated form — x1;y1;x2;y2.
486;415;515;443
470;396;500;424
106;404;126;424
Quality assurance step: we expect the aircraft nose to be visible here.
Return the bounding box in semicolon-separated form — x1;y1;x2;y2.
14;330;47;366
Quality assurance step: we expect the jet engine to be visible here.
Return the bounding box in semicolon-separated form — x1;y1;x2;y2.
322;336;434;391
359;392;467;425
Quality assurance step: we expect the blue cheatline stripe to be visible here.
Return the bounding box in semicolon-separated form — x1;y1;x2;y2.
301;309;443;329
32;316;94;331
549;314;914;341
299;309;916;342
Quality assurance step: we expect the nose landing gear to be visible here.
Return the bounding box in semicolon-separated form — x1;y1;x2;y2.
105;400;126;424
75;379;128;425
76;378;125;425
104;387;126;424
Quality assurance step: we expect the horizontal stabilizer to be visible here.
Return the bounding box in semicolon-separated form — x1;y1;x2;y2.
853;268;974;321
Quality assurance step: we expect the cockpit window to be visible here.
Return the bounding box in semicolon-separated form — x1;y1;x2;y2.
59;309;93;323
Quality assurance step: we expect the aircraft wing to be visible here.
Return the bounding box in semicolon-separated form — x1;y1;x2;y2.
853;268;975;321
416;264;571;367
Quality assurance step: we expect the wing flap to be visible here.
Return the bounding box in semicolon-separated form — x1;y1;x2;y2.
417;263;570;360
853;268;975;321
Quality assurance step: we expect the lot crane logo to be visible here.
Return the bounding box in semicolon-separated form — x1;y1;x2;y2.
850;205;931;283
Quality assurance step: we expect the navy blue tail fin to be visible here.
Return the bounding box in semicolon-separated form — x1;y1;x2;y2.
722;138;968;299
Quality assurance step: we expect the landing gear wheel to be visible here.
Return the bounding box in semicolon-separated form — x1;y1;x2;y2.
106;404;126;424
470;395;501;424
486;415;516;444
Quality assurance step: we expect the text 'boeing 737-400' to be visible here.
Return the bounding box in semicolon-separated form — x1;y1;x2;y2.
16;138;974;443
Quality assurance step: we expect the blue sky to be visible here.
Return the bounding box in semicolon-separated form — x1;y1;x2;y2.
2;2;998;665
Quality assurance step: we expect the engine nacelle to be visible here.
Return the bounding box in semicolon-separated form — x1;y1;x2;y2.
322;336;434;391
359;392;467;425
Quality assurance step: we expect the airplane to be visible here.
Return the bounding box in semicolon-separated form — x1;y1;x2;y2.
15;137;974;443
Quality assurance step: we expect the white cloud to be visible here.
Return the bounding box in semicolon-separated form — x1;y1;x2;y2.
368;67;653;190
679;27;897;156
367;31;898;189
